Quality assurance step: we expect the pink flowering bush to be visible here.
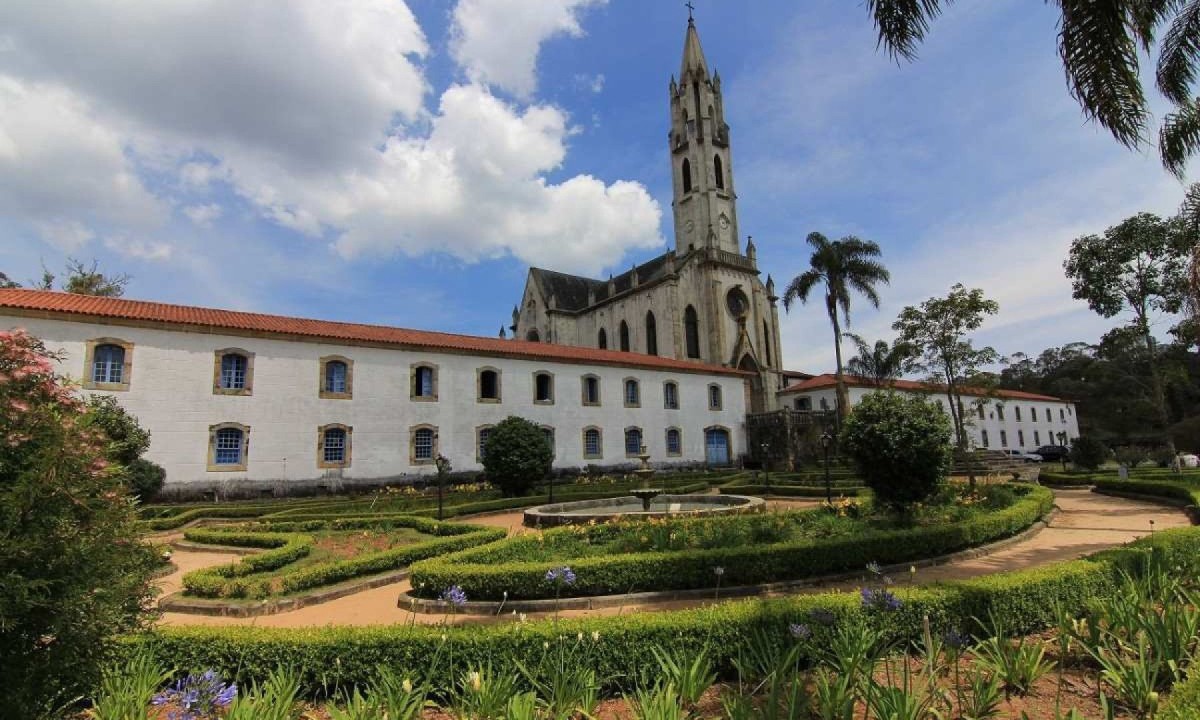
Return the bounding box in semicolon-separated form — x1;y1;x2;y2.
0;329;157;719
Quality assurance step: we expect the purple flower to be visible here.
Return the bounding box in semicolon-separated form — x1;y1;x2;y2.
546;566;576;585
789;623;812;640
151;670;237;720
441;584;468;607
860;587;902;612
941;628;970;650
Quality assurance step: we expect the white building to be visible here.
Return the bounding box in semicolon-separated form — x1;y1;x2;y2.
779;374;1080;452
0;289;748;495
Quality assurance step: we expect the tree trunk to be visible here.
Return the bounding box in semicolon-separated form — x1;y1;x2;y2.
828;297;850;422
1143;323;1176;453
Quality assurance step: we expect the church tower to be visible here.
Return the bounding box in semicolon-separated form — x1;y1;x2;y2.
669;15;738;255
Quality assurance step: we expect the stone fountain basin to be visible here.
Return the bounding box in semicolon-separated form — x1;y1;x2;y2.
523;493;765;528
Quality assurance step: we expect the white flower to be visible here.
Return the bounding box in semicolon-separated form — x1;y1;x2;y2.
591;631;601;642
402;678;413;694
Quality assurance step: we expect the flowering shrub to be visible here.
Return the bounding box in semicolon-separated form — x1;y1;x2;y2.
151;670;238;720
0;329;157;718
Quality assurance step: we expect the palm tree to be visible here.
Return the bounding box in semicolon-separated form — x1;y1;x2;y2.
782;232;890;418
843;333;912;388
865;1;1200;176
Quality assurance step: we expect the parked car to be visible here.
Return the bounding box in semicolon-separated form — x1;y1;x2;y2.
1003;449;1043;463
1035;445;1071;462
1178;453;1199;468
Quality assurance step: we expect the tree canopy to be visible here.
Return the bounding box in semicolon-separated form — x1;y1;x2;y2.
843;333;913;387
30;258;131;297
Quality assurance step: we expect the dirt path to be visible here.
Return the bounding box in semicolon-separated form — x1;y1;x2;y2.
158;490;1187;628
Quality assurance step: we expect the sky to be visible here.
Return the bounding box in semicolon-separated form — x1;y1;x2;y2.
0;0;1190;373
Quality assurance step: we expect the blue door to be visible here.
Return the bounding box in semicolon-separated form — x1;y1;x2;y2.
705;428;730;466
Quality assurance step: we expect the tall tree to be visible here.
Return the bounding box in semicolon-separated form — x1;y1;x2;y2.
893;284;1000;452
842;332;913;387
1064;212;1189;448
0;272;19;289
782;232;891;418
37;258;130;297
865;1;1200;176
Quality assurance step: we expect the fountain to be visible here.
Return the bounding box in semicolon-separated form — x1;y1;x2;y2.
629;444;662;511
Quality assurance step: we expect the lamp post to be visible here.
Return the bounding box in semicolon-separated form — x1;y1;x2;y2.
820;431;833;505
435;453;451;521
760;441;770;492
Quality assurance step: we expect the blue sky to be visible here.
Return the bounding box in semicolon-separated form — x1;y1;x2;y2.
0;0;1188;371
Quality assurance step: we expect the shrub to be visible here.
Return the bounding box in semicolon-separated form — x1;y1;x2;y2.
482;416;554;497
126;458;166;500
0;330;157;718
839;391;952;510
1115;445;1150;468
1070;436;1109;470
83;395;165;499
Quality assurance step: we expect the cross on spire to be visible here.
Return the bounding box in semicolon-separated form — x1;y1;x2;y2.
685;2;694;21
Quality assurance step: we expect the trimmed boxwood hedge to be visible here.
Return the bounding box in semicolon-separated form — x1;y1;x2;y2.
717;484;866;497
130;525;1200;699
1093;477;1200;506
409;485;1054;600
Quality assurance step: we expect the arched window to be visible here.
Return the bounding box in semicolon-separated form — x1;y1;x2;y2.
582;427;602;459
581;375;601;406
682;158;692;193
714;154;724;189
684;305;700;358
411;425;437;464
619;320;630;352
92;343;125;384
665;428;682;456
411;363;437;400
624;378;641;408
663;380;679;409
221;353;247;389
319;356;353;398
624;427;643;457
981;430;990;448
541;426;555;454
534;371;554;404
319;424;351;467
762;320;771;366
598;328;607;349
208;423;250;471
526;328;540;342
645;311;658;356
212;348;254;395
477;426;493;461
708;384;723;411
324;360;347;394
478;368;500;402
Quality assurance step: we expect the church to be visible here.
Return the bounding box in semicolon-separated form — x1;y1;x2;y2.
513;16;785;414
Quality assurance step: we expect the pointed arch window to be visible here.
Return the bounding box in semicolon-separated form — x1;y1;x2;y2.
645;311;658;355
714;155;724;189
684;305;700;359
762;320;771;366
619;320;630;352
598;328;607;349
681;158;693;193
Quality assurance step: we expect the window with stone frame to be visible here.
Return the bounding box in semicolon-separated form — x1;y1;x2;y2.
645;311;657;355
84;337;134;391
541;426;555;455
663;380;679;409
319;355;353;399
317;424;351;468
619;321;630;352
534;371;555;404
476;425;494;462
623;378;640;408
207;422;250;471
665;427;682;456
410;425;437;464
625;427;643;457
213;348;254;396
581;374;601;406
477;367;501;402
708;383;722;411
411;363;438;401
582;427;602;459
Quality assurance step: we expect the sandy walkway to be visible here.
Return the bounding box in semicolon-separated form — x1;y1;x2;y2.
158;490;1187;628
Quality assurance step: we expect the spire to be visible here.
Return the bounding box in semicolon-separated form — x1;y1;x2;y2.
680;13;709;81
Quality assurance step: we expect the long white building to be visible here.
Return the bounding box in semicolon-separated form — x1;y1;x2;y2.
0;289;748;495
779;374;1080;452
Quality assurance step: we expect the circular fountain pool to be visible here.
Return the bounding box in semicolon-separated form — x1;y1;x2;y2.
522;493;765;527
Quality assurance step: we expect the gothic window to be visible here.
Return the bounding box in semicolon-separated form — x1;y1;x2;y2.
682;158;692;193
624;378;640;408
762;320;771;366
477;368;500;402
619;321;630;352
598;328;607;349
213;348;254;396
665;427;682;456
581;374;601;406
624;427;643;457
714;154;724;189
645;311;658;355
582;427;602;459
663;380;679;409
319;355;353;399
534;371;554;404
684;305;700;358
411;363;438;401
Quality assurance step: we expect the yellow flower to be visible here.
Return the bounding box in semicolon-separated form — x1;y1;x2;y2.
402;678;413;693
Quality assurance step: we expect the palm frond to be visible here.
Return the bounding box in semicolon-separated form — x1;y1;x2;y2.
1157;0;1200;104
1160;96;1200;177
1058;0;1149;150
866;0;952;62
782;269;823;312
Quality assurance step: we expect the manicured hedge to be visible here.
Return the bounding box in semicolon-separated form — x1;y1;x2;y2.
717;484;865;497
1092;477;1200;505
410;485;1054;600
131;525;1200;699
181;531;314;598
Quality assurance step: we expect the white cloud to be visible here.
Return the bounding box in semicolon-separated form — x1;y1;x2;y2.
33;219;95;252
103;236;173;261
451;0;606;98
182;203;223;227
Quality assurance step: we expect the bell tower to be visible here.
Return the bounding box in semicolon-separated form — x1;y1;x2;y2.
669;13;739;256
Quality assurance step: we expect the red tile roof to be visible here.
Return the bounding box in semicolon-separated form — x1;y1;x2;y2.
777;373;1069;403
0;289;745;376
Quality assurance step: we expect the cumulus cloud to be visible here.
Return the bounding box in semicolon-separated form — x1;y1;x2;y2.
104;236;173;261
0;0;658;277
451;0;606;98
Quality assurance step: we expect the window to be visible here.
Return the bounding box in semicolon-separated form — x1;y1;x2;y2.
1034;430;1041;445
666;427;682;456
534;371;554;404
411;363;438;401
1031;406;1037;422
1050;407;1056;422
476;426;493;462
981;430;990;448
1018;429;1025;446
1060;408;1066;422
213;349;254;396
410;425;437;464
714;154;724;189
207;423;249;471
682;158;692;193
541;426;555;455
1015;406;1022;422
477;367;501;402
708;384;723;411
582;375;601;406
762;320;771;366
625;427;643;457
526;328;540;342
820;397;829;411
598;328;607;349
663;381;679;409
645;311;658;355
795;397;812;411
319;356;353;399
1000;430;1008;448
318;424;351;468
977;404;985;420
684;305;701;358
996;404;1005;421
582;427;602;459
619;321;630;352
624;378;640;407
84;338;133;390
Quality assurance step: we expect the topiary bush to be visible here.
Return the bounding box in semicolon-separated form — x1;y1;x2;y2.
1070;435;1109;470
839;391;953;510
481;416;553;497
126;457;166;500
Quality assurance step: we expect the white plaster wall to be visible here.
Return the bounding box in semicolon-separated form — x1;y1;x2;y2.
8;315;747;491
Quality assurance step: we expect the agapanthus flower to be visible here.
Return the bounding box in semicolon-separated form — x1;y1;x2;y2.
545;566;576;585
941;628;970;650
151;670;237;720
860;587;903;612
441;584;468;607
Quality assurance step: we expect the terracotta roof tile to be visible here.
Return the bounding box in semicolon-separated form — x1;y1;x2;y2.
0;289;745;376
777;373;1069;403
